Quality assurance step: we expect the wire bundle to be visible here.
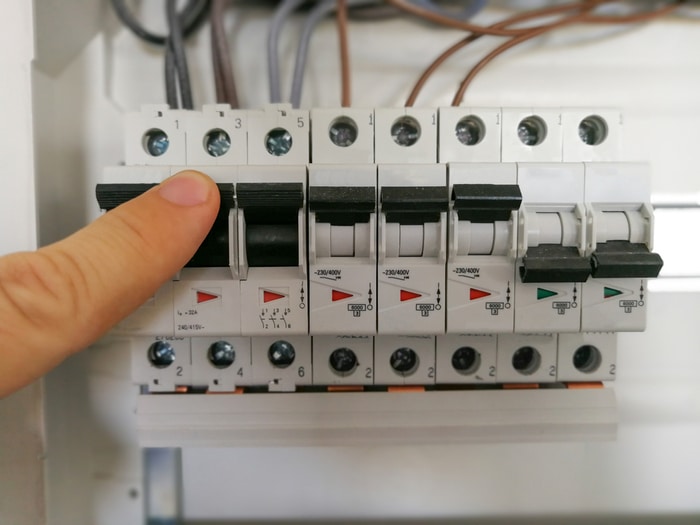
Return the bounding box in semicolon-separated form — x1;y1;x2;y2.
398;0;685;106
110;0;211;109
110;0;685;110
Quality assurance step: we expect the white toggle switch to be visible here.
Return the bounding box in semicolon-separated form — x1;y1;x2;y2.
308;165;377;335
378;164;447;335
514;163;587;333
237;166;308;336
447;163;519;334
582;162;661;332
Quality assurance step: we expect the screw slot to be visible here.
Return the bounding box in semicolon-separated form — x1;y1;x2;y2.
512;346;541;375
517;116;547;146
265;128;293;156
329;116;358;148
390;347;419;376
148;341;175;368
329;347;358;376
268;340;296;368
452;346;481;375
143;128;169;157
578;115;608;146
572;345;602;373
391;116;421;147
208;340;235;369
455;115;485;146
204;128;231;157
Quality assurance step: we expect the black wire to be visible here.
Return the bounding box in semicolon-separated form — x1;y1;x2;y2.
166;0;194;110
110;0;210;46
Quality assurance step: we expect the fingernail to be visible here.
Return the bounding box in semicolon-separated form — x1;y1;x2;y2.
158;171;211;206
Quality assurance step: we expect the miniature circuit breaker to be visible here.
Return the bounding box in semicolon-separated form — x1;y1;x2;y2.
97;105;662;405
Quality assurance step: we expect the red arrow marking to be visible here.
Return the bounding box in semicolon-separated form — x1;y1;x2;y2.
400;290;422;302
469;288;492;301
332;290;354;302
197;291;220;304
263;290;286;303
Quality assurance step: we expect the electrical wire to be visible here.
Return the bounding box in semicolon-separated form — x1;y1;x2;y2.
268;0;309;103
166;0;194;109
384;0;562;36
210;0;239;107
406;0;607;106
110;0;210;46
451;1;683;106
412;0;487;21
165;44;178;108
337;0;351;107
291;0;378;108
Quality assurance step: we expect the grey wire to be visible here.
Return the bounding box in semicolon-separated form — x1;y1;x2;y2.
268;0;309;103
290;0;379;108
413;0;488;21
110;0;210;46
165;44;178;108
166;0;194;109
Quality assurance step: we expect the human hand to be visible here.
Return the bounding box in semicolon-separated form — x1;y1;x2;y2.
0;171;220;398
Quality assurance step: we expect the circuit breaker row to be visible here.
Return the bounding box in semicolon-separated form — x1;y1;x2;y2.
102;105;660;391
100;160;661;336
134;332;616;392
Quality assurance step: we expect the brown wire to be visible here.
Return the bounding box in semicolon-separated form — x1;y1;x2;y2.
337;0;351;107
405;0;606;107
451;1;683;106
384;0;571;37
210;0;239;108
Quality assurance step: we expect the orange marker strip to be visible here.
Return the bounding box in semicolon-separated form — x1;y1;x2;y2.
387;385;425;393
502;383;539;390
175;386;189;393
207;387;245;394
565;382;604;390
327;385;364;392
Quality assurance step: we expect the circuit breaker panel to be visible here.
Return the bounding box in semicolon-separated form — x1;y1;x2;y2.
98;105;662;406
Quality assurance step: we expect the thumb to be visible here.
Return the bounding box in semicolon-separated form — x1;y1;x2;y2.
0;170;220;397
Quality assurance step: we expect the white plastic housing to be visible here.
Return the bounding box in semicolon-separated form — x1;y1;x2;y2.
435;334;498;384
447;163;518;333
311;108;374;164
438;107;502;163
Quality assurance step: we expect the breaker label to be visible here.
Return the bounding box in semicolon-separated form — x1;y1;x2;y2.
453;267;480;278
485;302;505;315
383;268;410;280
259;307;293;330
314;268;342;281
619;299;639;313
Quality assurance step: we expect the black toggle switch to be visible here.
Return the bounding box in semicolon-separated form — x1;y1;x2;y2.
237;182;303;268
96;182;235;268
452;184;522;223
381;186;448;225
309;186;375;226
520;245;591;283
590;241;663;278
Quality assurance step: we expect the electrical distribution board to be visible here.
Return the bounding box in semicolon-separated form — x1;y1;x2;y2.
98;105;662;416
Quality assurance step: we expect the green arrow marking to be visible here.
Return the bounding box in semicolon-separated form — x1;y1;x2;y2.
604;286;623;299
537;288;558;300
